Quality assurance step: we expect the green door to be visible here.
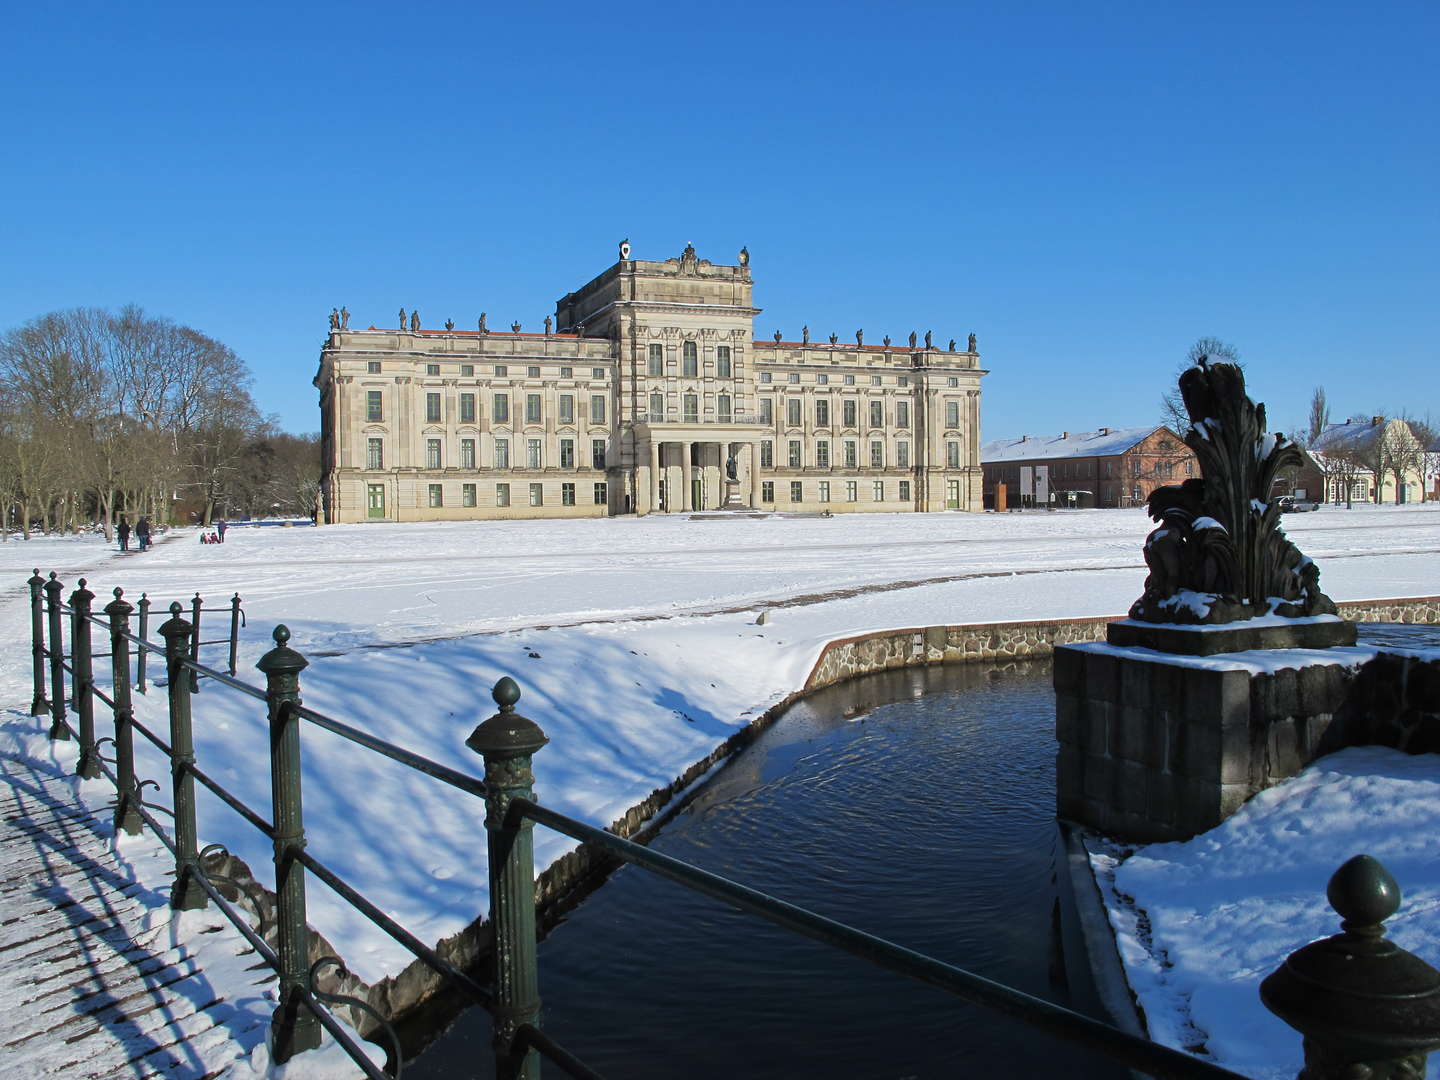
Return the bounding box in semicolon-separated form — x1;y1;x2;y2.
692;477;704;511
367;484;386;519
946;479;961;509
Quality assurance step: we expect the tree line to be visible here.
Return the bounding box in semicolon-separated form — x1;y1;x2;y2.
0;306;320;540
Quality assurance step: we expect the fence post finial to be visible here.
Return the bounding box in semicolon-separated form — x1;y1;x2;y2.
1262;854;1440;1079
257;624;321;1062
467;677;547;1080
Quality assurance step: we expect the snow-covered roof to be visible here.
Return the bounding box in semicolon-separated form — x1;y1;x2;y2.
1312;419;1384;453
980;425;1168;463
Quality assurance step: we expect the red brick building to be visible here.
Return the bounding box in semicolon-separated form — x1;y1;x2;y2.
980;425;1196;509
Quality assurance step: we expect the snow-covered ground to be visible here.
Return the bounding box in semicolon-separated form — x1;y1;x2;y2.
1;504;1437;1076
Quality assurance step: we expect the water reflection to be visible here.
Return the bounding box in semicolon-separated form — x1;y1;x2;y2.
411;658;1123;1079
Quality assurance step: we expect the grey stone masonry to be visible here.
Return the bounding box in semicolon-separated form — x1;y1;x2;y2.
1055;642;1439;843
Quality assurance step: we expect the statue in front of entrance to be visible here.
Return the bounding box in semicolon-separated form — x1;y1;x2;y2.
726;452;738;482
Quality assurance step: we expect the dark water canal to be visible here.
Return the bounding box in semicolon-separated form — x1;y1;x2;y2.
410;657;1124;1079
409;624;1436;1078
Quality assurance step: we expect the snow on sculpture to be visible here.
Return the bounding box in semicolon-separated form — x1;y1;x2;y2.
1130;360;1337;625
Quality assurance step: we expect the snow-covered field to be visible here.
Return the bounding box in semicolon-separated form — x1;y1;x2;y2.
1;504;1437;1076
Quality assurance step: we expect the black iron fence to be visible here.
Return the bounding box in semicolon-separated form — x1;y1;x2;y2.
22;568;1440;1080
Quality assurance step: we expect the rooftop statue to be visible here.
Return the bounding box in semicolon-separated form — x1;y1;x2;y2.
340;306;349;329
1130;361;1337;625
968;332;977;352
738;245;749;267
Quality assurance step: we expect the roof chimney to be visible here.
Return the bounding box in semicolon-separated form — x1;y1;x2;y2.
1098;427;1110;435
1020;435;1028;442
1061;431;1069;439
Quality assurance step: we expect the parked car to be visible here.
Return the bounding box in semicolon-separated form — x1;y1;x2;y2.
1277;496;1320;513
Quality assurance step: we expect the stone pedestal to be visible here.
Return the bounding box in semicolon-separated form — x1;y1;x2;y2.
1054;644;1356;842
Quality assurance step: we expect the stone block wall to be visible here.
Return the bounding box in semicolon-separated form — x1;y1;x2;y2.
1056;644;1439;843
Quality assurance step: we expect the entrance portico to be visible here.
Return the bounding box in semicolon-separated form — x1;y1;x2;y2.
635;423;769;513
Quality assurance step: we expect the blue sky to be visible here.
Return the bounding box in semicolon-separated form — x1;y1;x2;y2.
4;0;1436;438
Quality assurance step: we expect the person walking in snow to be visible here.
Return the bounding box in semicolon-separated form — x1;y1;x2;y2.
135;516;151;552
117;517;131;551
216;519;227;543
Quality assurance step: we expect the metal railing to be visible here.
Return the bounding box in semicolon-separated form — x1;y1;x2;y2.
25;568;1435;1080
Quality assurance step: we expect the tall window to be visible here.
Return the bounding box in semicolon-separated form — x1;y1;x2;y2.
526;394;542;424
559;394;574;424
896;441;910;468
947;441;961;468
649;344;664;376
460;393;475;423
428;484;443;507
762;481;774;502
843;399;857;427
366;391;383;422
873;480;884;501
870;441;884;468
494;438;510;468
591;395;606;423
593;482;607;505
815;399;830;427
761;440;774;468
592;439;606;469
846;481;858;502
530;483;543;507
718;393;732;423
945;400;960;429
819;481;831;502
844;440;857;468
527;439;542;469
786;399;801;427
684;394;699;423
897;401;910;428
788;440;802;467
759;399;773;424
716;346;731;377
815;440;831;468
560;439;574;468
899;480;911;501
870;400;884;428
462;483;477;507
683;340;698;377
460;438;476;469
493;393;509;424
426;439;442;469
496;483;510;507
650;392;664;421
562;483;576;506
366;438;383;470
789;481;803;502
426;393;442;423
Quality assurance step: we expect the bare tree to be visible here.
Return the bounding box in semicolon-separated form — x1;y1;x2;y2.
1307;386;1329;444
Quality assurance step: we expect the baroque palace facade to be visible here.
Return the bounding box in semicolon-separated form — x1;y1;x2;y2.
315;242;986;523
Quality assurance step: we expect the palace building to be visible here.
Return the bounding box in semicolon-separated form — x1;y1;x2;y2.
314;242;986;523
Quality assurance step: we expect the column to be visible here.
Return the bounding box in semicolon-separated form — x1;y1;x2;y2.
681;442;693;512
649;440;661;514
749;442;763;507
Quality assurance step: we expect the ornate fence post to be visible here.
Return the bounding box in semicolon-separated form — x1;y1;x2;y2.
29;570;49;716
105;589;142;835
257;625;321;1062
189;592;203;693
44;572;69;740
70;579;101;779
159;603;206;911
135;593;151;694
466;676;548;1080
228;593;242;676
1262;854;1440;1079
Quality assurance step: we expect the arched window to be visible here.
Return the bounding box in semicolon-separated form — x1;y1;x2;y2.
683;340;698;377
